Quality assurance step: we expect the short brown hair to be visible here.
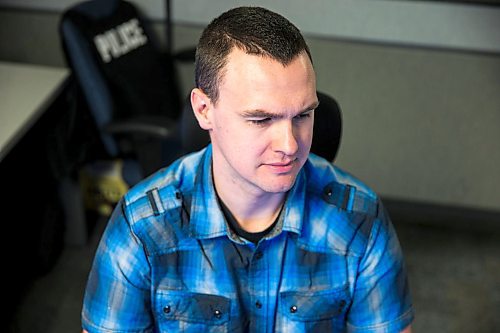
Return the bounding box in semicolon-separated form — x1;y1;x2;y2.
195;6;312;104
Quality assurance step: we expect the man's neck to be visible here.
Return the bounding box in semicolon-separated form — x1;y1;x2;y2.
212;173;286;233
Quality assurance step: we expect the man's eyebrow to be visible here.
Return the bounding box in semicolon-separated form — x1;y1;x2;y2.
308;101;320;111
241;109;277;118
241;101;320;118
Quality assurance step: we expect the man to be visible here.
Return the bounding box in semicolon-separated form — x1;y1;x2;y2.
82;6;414;332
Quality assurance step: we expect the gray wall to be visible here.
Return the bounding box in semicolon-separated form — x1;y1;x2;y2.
1;6;499;213
3;0;500;53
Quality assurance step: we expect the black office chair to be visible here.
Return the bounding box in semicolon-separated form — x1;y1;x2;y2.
59;0;186;184
180;91;342;161
311;91;342;161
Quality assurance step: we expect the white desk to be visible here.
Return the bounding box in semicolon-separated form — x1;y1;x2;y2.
0;61;68;161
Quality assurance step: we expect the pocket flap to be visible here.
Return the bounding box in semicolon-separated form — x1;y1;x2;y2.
280;287;349;321
155;290;231;325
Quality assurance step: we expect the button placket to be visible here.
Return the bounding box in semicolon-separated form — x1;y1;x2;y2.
248;244;269;330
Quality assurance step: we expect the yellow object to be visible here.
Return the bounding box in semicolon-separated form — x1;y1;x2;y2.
79;159;129;216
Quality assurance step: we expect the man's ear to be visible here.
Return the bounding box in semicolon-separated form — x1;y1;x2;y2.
190;88;213;130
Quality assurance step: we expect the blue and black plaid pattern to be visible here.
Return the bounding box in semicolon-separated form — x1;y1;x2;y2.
82;146;414;332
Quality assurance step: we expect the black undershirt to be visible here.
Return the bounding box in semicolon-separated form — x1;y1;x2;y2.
217;196;279;244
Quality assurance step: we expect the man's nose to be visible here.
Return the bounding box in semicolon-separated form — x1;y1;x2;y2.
272;121;299;156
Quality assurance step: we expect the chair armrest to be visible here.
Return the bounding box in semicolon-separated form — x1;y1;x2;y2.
104;116;177;139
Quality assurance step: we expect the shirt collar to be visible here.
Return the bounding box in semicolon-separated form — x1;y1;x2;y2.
279;167;306;236
187;145;306;240
188;145;229;239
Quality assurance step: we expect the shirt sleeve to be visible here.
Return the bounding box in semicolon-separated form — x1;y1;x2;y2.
82;200;153;333
347;200;414;332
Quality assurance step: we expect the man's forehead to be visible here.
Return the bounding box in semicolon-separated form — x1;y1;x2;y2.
220;49;314;87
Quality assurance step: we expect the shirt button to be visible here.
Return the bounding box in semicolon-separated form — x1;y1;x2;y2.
163;305;171;314
255;301;262;309
290;305;298;313
214;309;222;319
254;251;263;259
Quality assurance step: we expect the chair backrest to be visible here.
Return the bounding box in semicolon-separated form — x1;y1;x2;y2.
180;91;342;161
59;0;181;156
311;91;342;162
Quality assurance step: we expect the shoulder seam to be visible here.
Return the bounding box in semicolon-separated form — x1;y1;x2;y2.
321;181;378;217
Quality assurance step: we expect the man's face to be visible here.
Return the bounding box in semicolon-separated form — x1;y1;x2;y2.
196;48;317;196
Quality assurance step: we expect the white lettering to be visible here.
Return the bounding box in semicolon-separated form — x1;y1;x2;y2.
93;18;149;63
94;35;112;63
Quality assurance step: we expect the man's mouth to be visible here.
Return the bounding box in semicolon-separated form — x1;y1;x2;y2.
265;159;296;173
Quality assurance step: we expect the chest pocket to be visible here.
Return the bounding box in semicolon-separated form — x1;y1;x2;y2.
154;290;231;332
278;287;350;332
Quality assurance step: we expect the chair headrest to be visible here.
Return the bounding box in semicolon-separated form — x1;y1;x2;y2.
311;91;342;162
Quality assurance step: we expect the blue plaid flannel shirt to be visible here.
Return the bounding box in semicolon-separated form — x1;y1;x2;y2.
82;145;414;332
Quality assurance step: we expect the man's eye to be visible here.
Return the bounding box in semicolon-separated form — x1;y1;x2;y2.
249;118;271;125
295;111;312;120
